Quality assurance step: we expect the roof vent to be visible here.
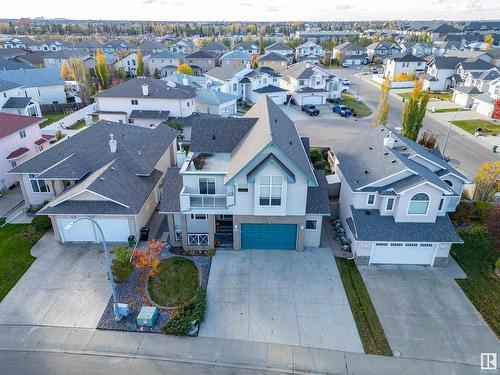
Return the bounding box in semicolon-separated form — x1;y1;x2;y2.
99;177;105;181
141;84;149;96
109;134;117;153
369;146;373;150
110;167;115;171
212;134;216;140
391;160;396;163
137;150;142;156
289;141;292;145
364;170;369;174
383;131;396;149
384;152;389;155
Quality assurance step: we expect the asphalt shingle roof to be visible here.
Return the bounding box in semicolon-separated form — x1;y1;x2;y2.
253;85;287;93
0;112;44;138
94;77;195;99
2;97;33;109
0;68;63;88
258;52;288;62
129;110;170;120
0;59;35;70
265;42;293;52
0;79;22;92
348;206;462;243
158;167;182;213
306;170;330;215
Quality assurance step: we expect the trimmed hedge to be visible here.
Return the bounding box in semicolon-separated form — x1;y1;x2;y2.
162;286;207;336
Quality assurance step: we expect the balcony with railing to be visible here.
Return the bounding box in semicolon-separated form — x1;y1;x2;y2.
180;187;235;210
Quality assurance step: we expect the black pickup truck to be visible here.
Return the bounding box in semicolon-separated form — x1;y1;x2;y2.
301;105;320;116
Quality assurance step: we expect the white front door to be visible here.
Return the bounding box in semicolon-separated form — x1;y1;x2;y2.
370;242;436;265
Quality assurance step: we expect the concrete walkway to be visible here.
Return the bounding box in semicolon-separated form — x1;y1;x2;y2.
0;324;481;374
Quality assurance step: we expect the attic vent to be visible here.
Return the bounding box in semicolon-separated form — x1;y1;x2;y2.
391;160;396;163
110;167;115;171
369;146;373;150
138;150;142;155
212;134;216;140
99;177;105;181
364;170;369;174
289;141;292;145
355;179;359;184
384;152;389;156
365;210;371;215
275;118;278;123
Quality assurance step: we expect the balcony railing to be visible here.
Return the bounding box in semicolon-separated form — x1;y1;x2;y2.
180;188;235;210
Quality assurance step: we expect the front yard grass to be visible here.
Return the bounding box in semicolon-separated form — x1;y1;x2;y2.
452;119;500;136
336;257;392;355
68;119;86;130
0;219;46;301
40;113;65;128
332;92;372;117
398;91;452;101
451;225;500;337
148;256;199;307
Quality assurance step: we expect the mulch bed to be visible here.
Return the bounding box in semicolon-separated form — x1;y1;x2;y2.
96;229;211;334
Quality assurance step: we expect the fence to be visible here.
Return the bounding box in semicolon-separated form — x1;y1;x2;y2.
371;74;415;89
42;103;97;134
40;102;88;115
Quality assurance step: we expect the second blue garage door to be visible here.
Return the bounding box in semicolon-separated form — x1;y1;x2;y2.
240;223;297;250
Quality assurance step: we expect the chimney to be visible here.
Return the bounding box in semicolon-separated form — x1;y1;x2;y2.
383;131;396;149
109;134;117;153
141;84;149;96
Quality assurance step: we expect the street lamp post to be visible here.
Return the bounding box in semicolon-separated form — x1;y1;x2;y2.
441;106;465;158
65;217;122;321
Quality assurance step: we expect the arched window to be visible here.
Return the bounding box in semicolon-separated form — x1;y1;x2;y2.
408;193;429;214
444;179;453;187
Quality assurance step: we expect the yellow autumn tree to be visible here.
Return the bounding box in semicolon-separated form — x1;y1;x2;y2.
177;63;193;75
475;161;500;201
95;49;110;89
60;61;73;80
484;34;494;50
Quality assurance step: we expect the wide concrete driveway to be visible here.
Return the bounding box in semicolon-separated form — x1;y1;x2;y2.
199;248;363;352
0;232;110;328
359;262;500;365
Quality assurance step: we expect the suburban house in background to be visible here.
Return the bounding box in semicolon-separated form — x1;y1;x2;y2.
280;61;341;105
234;41;259;55
93;77;196;126
366;41;401;62
114;51;140;77
195;89;239;116
332;42;367;65
383;54;427;81
219;50;252;67
295;41;324;62
0;68;66;104
258;52;288;72
200;41;229;56
204;65;252;98
331;127;470;266
103;39;134;53
42;50;90;70
146;51;184;76
264;42;295;63
420;56;465;91
159;97;329;251
8;121;179;243
240;67;286;105
0;79;41;117
0;113;47;191
184;50;219;76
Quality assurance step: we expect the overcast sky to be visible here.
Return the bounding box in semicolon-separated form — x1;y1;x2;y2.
3;0;500;21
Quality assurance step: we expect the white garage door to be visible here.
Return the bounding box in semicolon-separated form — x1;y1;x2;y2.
57;217;130;243
95;219;130;242
58;218;95;242
267;94;284;105
370;242;436;265
301;96;323;105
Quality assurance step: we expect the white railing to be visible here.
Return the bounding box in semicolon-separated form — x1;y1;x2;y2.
190;194;228;208
175;230;183;241
187;233;209;246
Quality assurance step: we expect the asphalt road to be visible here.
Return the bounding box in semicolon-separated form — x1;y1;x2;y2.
295;66;500;179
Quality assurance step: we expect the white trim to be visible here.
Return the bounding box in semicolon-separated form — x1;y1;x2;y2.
367;193;376;205
407;192;430;215
50;189;130;208
397;180;451;194
386;197;395;211
358;169;412;190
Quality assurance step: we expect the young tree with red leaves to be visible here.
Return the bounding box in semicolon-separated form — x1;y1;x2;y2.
132;240;165;277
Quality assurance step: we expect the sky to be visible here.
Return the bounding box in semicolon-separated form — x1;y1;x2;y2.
2;0;500;22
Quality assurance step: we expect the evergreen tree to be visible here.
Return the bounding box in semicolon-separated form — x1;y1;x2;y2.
258;36;264;55
153;67;161;79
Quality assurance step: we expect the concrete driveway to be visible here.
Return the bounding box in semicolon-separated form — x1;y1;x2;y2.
0;232;110;328
359;262;500;365
199;248;363;352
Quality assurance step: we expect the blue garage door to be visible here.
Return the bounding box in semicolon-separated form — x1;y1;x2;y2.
241;223;297;250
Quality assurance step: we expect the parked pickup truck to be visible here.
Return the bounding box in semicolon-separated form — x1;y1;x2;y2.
332;104;353;117
301;105;320;116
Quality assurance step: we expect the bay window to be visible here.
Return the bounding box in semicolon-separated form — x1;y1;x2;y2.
259;176;282;206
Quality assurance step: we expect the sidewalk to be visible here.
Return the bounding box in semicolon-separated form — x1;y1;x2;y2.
0;324;481;374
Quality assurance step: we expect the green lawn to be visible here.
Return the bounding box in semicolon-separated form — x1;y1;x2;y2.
148;256;199;307
40;113;65;128
452;119;500;136
431;107;470;113
332;92;372;117
0;219;45;301
68;119;86;130
335;258;392;355
398;91;452;101
451;226;500;337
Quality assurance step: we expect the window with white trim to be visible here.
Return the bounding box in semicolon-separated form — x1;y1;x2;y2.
386;198;394;210
305;220;317;230
19;129;26;138
438;198;444;211
29;174;50;193
367;194;375;205
131;99;138;105
408;193;429;214
259;175;282;206
190;214;207;220
443;179;453;187
237;182;248;192
199;177;215;194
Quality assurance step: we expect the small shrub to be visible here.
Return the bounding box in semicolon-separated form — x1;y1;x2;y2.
16;225;39;241
313;160;327;171
207;249;216;257
111;259;133;283
113;246;131;263
310;147;323;163
162;287;207;336
474;201;492;222
31;215;52;232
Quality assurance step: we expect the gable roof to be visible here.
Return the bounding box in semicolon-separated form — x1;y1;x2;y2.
0;78;22;92
259;52;288;62
196;89;238;105
93;77;195;99
306;170;330;215
458;59;496;71
0;59;35;71
391;53;427;63
234;41;258;50
0;68;63;88
2;97;34;109
220;50;252;60
149;50;184;59
205;65;248;81
185;50;217;59
253;84;287;93
431;23;462;34
201;41;228;51
283;61;331;80
0;112;44;138
265;42;293;52
226;96;316;184
430;56;465;69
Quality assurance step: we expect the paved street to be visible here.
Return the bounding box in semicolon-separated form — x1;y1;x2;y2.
294;66;500;179
199;248;363;352
359;263;500;366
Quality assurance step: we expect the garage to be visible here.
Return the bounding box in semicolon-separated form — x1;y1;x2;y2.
267;94;286;105
241;223;297;250
301;95;324;105
57;217;130;243
370;242;436;265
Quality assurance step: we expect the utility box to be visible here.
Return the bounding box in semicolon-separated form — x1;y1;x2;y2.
117;303;129;317
137;306;158;327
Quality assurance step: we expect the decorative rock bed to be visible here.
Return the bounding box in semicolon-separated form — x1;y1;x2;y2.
97;236;211;334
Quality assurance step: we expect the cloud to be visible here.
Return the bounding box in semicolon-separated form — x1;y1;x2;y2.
264;5;279;12
237;2;253;6
331;4;354;9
